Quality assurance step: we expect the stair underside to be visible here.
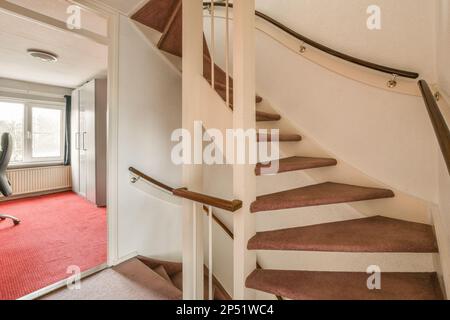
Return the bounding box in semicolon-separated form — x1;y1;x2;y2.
157;1;182;56
251;182;395;213
246;269;443;300
138;256;231;300
132;0;180;33
257;133;302;142
255;156;337;175
248;216;438;253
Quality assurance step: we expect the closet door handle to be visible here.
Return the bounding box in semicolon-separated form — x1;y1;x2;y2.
82;132;87;151
75;132;80;150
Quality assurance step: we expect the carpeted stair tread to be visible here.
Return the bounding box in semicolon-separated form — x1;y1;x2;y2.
248;216;438;253
170;271;183;292
251;182;395;213
138;256;182;277
153;265;174;284
203;55;263;106
132;0;180;33
255;156;337;175
257;133;302;142
256;111;282;122
246;269;443;300
157;1;182;57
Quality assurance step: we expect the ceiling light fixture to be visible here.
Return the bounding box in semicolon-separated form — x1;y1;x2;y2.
27;49;58;62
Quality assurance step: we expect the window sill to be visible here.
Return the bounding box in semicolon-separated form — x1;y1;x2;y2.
8;162;66;170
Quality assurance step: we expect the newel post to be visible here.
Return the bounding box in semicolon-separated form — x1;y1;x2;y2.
232;0;257;300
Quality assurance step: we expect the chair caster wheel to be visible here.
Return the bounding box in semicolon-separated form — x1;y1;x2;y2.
13;220;20;226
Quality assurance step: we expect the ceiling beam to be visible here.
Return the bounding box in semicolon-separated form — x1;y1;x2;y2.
0;0;109;46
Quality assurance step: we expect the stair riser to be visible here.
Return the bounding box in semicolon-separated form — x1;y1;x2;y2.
256;171;329;196
256;251;437;273
256;205;364;232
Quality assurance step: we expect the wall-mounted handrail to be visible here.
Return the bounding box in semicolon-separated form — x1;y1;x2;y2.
418;81;450;175
204;2;419;79
173;188;242;212
129;167;242;212
129;167;174;193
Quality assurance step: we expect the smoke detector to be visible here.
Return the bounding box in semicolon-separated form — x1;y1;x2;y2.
27;49;58;62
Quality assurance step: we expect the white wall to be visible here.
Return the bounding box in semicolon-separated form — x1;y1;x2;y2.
436;0;450;97
256;0;437;81
116;16;183;262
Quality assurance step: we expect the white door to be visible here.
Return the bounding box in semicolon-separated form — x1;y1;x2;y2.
79;86;88;197
71;89;80;193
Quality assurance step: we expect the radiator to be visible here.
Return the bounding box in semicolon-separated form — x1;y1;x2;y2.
1;166;72;198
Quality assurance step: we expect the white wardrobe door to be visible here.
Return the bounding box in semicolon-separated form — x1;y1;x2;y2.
71;89;80;194
79;85;89;198
83;80;97;204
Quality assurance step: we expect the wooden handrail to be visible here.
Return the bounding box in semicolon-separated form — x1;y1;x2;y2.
174;188;242;212
129;167;242;212
205;2;419;79
129;167;174;193
418;81;450;175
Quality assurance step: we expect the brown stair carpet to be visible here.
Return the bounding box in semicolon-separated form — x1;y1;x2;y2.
248;216;438;253
153;265;174;284
246;269;443;300
256;111;282;122
42;259;182;300
138;256;231;300
157;1;182;57
251;182;395;213
255;156;337;175
132;0;180;33
257;133;302;142
203;55;263;106
138;256;183;277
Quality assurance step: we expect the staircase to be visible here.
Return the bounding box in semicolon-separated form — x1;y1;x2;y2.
132;0;444;300
137;256;232;300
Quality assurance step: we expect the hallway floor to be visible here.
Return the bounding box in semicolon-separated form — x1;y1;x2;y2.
0;192;107;300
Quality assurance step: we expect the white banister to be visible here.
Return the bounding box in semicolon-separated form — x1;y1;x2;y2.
225;0;230;107
210;0;215;89
232;0;257;300
208;205;213;300
182;0;205;300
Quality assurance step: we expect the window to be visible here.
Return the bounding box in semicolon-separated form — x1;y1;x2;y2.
0;99;65;166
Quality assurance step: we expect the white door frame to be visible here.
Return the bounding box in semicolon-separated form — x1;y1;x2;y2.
11;0;121;299
69;0;121;267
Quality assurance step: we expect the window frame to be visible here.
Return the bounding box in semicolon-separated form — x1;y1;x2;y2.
0;97;66;168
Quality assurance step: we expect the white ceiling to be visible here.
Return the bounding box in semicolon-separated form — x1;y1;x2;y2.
94;0;145;15
0;0;108;88
8;0;108;36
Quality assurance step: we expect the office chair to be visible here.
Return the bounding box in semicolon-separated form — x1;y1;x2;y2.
0;133;20;226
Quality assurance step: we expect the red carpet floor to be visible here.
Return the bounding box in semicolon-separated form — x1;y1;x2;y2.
0;192;107;300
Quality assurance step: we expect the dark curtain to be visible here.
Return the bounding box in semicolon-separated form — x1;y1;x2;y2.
64;95;71;166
